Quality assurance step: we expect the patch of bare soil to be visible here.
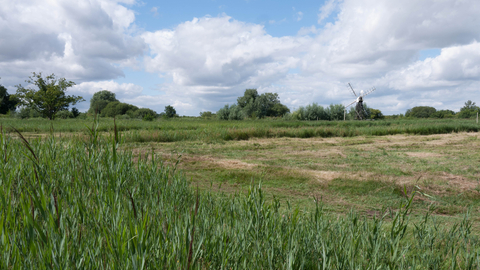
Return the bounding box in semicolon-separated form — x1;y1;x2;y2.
214;159;259;169
182;155;259;170
405;152;443;158
440;172;478;190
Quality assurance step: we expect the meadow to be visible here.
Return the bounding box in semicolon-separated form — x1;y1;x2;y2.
1;117;480;268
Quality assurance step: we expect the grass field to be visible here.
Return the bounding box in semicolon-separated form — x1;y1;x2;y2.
1;117;480;268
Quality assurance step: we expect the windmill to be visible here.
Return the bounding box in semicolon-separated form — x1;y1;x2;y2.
344;83;376;120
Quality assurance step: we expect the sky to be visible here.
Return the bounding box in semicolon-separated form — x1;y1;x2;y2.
1;0;480;116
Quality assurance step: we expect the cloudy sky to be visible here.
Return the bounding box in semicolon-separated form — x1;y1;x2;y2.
1;0;479;115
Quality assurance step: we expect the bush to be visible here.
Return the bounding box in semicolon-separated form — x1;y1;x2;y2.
134;108;157;119
56;110;74;119
405;106;436;118
17;107;41;119
164;105;176;118
143;114;155;121
369;108;385;120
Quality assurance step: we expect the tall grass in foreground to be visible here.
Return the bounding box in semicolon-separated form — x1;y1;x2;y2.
1;127;479;269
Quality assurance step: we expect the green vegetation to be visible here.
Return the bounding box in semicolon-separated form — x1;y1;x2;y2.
164;105;177;118
217;89;290;119
405;106;437;118
3;117;480;143
1;122;480;268
458;100;480;118
88;90;158;120
88;90;118;114
15;72;84;120
0;83;19;114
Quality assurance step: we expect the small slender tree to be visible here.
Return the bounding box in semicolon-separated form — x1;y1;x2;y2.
15;72;84;120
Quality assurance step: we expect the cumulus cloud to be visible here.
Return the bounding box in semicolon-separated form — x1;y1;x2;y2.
0;0;145;87
135;0;480;115
318;0;338;24
141;15;310;113
3;0;480;116
295;12;303;22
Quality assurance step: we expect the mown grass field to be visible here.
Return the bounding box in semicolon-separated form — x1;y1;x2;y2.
1;117;480;268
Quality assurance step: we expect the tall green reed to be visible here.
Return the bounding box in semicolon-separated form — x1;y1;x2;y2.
0;123;479;269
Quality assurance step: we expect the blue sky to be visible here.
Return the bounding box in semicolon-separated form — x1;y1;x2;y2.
1;0;480;116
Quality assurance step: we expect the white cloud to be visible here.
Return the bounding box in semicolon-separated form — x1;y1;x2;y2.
3;0;480;116
295;11;303;22
141;15;309;114
73;81;143;96
150;6;158;16
318;0;338;24
0;0;144;87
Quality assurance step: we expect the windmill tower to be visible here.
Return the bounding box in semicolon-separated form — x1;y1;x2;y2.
344;83;376;120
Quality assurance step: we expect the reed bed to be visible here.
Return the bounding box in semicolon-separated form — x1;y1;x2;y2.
1;124;479;269
2;118;480;143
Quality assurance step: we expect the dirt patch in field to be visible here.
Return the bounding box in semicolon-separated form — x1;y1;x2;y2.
405;152;444;158
440;172;478;190
182;155;259;170
215;159;259;169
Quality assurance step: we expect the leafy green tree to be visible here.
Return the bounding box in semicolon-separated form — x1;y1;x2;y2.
200;111;215;118
430;109;455;118
71;107;80;118
462;100;477;110
88;90;118;114
327;104;345;120
268;103;290;117
15;73;84;120
305;103;328;120
164;105;176;118
216;105;231;120
457;100;479;118
56;110;74;119
101;101;138;117
0;84;20;114
134;108;157;119
405;106;436;118
369;108;384;120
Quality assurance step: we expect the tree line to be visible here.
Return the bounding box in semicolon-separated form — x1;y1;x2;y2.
0;72;176;121
2;72;479;121
394;101;479;119
214;89;384;121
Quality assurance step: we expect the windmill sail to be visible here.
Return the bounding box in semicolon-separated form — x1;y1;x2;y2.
348;83;357;97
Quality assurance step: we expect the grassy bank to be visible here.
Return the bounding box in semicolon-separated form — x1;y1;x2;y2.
1;127;480;268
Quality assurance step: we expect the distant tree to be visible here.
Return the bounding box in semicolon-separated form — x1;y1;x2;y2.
462;100;477;111
0;84;20;114
56;110;74;119
237;89;259;117
89;90;118;114
430;109;455;118
102;101;138;117
369;108;384;120
327;104;345;121
216;105;231;120
268;103;290;117
457;100;479;118
200;111;215;118
405;106;436;118
15;72;84;120
71;107;80;118
304;103;329;120
134;108;157;119
164;105;176;118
